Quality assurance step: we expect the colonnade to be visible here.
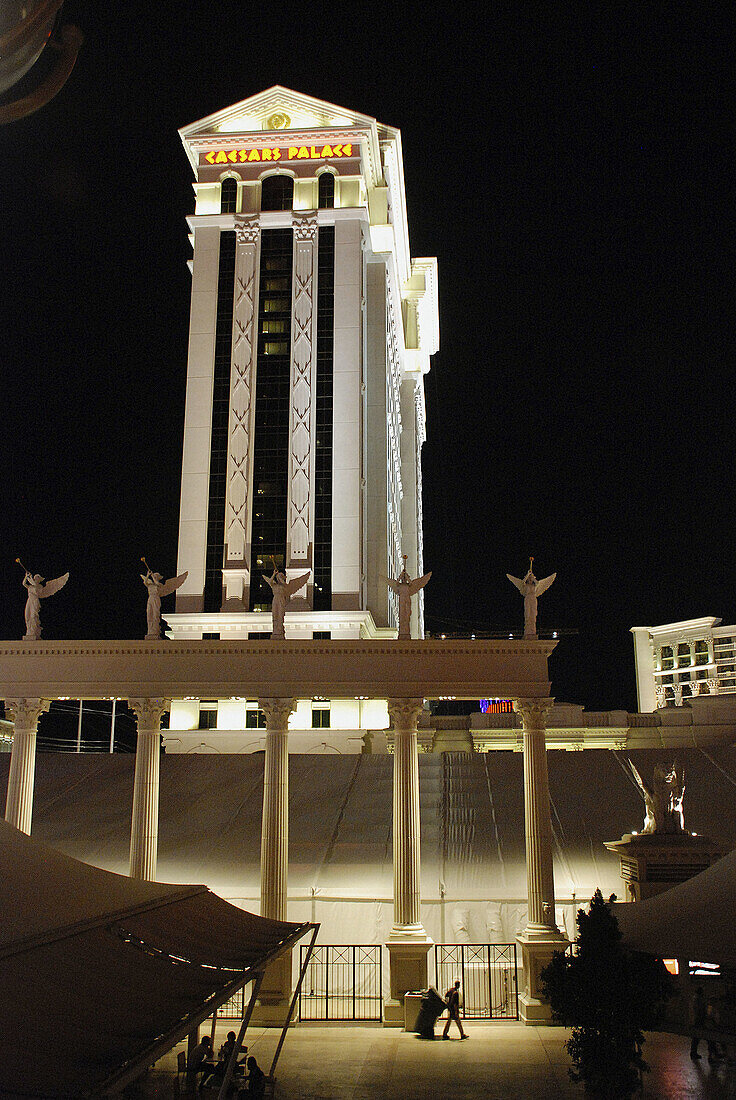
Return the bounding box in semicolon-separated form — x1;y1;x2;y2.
3;691;566;1024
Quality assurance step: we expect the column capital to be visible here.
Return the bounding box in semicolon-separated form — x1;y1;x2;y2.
513;698;554;729
128;698;168;729
260;698;296;728
4;698;50;727
234;213;259;245
387;698;424;730
292;210;318;240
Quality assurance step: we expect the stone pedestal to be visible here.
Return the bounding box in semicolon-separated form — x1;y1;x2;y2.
605;832;730;902
514;698;569;1023
4;698;50;834
517;930;569;1024
253;698;296;1026
383;940;432;1027
128;699;167;880
384;699;433;1026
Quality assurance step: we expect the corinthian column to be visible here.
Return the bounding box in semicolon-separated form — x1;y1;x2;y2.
259;699;295;921
128;698;167;880
4;698;50;834
513;697;568;1024
254;698;296;1026
384;698;431;1027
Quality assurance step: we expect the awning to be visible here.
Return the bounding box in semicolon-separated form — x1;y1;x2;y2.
0;819;312;1098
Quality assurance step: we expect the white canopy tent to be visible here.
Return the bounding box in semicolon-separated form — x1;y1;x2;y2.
0;818;313;1098
615;847;736;966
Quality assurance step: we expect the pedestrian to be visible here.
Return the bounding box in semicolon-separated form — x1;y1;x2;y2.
442;979;468;1040
690;986;706;1059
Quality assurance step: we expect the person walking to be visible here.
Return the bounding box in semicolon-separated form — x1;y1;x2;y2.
690;986;706;1059
442;979;468;1040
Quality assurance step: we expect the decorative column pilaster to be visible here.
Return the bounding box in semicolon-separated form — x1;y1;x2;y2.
223;214;259;606
4;698;50;834
384;698;431;1028
513;697;568;1024
287;212;317;572
128;699;167;881
254;698;296;1026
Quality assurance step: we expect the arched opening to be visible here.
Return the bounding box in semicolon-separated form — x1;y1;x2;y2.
220;177;237;213
318;172;335;209
261;174;293;211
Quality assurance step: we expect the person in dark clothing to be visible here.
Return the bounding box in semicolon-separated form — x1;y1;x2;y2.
442;979;468;1040
245;1055;267;1098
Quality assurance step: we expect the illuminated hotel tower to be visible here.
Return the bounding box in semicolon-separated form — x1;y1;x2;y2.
168;88;438;656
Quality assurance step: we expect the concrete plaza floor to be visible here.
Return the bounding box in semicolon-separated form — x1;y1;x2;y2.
132;1020;736;1099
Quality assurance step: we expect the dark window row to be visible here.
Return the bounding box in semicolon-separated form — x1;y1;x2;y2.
313;225;334;611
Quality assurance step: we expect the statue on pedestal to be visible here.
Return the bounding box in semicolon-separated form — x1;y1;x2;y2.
140;558;188;640
627;760;685;834
387;556;431;640
263;566;310;640
16;558;69;640
506;557;556;638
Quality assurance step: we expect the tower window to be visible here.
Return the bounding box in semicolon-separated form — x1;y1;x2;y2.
312;706;330;728
199;702;218;730
318;172;335;209
261;175;293;211
220;177;238;213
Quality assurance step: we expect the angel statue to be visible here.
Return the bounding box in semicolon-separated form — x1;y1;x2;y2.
506;557;556;638
387;556;431;640
627;760;685;835
17;559;69;640
263;565;310;640
140;558;188;640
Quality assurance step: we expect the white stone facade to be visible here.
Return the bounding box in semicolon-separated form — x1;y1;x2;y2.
632;617;736;711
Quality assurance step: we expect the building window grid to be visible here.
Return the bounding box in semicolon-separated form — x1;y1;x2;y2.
220;178;238;213
318;172;335;209
261;175;294;211
203;231;236;613
313;226;334;611
249;229;293;611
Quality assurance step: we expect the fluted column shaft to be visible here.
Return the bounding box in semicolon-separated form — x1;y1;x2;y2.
128;699;167;880
4;699;49;834
514;698;558;932
259;699;295;922
388;698;425;935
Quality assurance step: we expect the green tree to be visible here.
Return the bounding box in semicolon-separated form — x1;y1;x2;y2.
542;890;672;1098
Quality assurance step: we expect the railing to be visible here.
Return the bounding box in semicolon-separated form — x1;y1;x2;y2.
298;945;382;1021
434;943;518;1019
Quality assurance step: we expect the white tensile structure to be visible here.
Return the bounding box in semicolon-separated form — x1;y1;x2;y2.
632;617;736;711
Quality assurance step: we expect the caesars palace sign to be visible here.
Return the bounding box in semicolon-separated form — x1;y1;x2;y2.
200;142;356;165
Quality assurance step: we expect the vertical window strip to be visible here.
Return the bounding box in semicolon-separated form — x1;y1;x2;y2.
203;231;236;612
313;226;334;611
249;228;294;611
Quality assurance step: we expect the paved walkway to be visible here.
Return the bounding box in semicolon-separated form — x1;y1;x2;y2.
132;1022;736;1099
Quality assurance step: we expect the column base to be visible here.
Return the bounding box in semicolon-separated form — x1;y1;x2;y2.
384;937;433;1028
516;930;569;1025
250;952;295;1028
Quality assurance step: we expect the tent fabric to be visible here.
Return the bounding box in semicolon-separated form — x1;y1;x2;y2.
615;846;736;966
0;819;309;1098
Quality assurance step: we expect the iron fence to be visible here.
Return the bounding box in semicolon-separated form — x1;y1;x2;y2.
299;945;382;1021
434;943;518;1019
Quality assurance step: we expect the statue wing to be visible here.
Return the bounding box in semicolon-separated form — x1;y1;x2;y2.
285;571;310;596
386;578;401;594
158;571;189;598
40;572;69;598
535;573;556;597
627;759;652;798
506;574;525;594
407;571;432;596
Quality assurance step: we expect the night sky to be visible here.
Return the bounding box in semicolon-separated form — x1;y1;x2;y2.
1;4;734;713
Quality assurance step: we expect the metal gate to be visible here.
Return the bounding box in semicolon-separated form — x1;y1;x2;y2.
299;945;382;1021
216;986;246;1018
434;944;518;1019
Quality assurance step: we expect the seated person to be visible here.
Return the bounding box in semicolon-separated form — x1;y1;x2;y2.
200;1033;247;1090
187;1034;214;1078
245;1055;267;1099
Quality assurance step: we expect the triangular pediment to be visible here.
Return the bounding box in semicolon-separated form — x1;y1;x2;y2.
181;86;387;142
